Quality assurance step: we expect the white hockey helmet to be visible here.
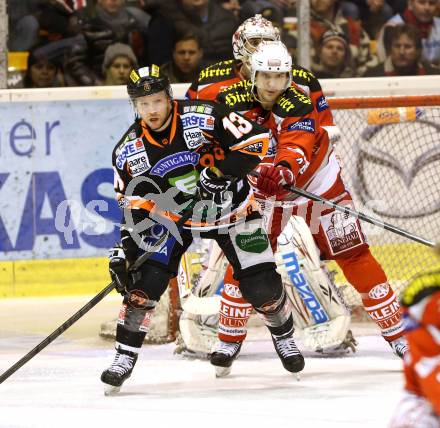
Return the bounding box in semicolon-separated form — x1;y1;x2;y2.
232;14;280;61
250;41;292;90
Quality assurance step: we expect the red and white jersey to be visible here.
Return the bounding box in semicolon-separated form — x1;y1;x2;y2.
400;271;440;415
216;79;340;202
187;59;334;124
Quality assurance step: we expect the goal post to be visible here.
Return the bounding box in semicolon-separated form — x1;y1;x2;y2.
326;94;440;310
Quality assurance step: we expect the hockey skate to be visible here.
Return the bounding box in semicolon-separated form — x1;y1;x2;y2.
272;333;305;373
389;336;409;359
101;348;138;395
210;341;242;378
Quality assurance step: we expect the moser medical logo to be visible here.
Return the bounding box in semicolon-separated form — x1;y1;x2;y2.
150;151;200;177
288;118;315;133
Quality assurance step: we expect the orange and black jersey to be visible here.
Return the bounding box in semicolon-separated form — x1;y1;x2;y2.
216;80;333;190
112;99;269;229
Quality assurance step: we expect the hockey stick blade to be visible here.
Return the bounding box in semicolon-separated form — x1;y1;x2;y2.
248;171;435;248
0;206;196;384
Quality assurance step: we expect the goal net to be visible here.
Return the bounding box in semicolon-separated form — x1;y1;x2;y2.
328;95;440;312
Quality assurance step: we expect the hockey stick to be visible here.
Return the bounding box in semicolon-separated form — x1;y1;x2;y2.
249;171;435;248
0;207;195;384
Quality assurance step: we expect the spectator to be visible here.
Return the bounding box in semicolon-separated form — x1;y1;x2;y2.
160;32;205;83
347;0;394;38
219;0;242;19
377;0;440;67
8;0;82;51
147;0;239;66
65;0;150;85
102;43;138;85
24;44;64;88
285;0;378;76
239;0;284;26
365;24;439;75
312;29;356;77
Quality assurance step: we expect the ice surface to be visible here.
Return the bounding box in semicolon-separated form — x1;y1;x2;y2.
0;296;403;428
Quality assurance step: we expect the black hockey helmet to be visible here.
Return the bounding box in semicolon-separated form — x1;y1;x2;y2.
127;65;173;100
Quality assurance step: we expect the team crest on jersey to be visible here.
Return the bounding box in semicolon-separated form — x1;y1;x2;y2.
150;151;200;177
316;95;329;112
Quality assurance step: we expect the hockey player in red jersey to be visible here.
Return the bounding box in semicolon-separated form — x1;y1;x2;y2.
389;259;440;427
210;41;408;376
186;13;334;129
101;65;305;393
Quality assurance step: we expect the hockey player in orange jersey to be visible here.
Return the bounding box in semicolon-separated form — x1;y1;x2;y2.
389;255;440;427
209;40;408;376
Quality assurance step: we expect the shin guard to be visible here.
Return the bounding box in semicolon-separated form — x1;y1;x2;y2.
337;249;404;341
116;289;157;349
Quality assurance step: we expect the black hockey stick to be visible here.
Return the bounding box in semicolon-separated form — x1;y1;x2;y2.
249;171;435;248
0;207;195;384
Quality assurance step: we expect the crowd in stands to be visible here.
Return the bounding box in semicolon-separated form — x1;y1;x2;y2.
7;0;440;88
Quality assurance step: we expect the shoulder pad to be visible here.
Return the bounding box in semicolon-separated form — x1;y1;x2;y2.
291;65;322;92
113;122;141;156
113;122;145;170
197;60;239;84
217;79;254;110
272;86;313;118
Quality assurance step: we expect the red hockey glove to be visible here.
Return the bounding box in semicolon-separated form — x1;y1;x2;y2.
256;165;295;197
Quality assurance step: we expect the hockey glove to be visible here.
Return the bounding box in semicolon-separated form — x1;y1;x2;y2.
109;245;132;294
197;167;232;206
256;164;295;197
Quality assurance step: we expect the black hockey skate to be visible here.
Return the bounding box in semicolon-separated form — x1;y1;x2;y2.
101;348;138;395
389;337;408;359
210;341;242;378
272;333;305;373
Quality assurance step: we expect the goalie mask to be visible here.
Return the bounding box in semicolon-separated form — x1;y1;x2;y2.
250;41;292;93
232;14;280;62
127;65;173;101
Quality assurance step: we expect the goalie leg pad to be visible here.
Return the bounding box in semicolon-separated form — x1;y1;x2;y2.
218;265;252;342
337;248;404;341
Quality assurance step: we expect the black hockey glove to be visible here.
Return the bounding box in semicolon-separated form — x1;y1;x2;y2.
197;167;232;206
108;245;132;294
